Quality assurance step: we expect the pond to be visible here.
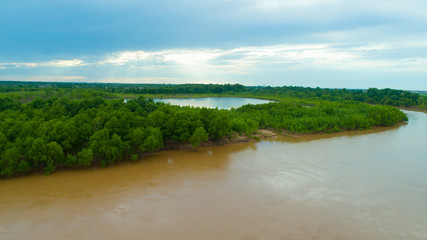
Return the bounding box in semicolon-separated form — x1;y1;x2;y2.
153;97;274;109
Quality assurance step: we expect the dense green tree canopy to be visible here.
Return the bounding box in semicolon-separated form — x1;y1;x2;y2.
0;82;411;177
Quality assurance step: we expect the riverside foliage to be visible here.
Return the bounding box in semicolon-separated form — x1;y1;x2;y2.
0;83;408;177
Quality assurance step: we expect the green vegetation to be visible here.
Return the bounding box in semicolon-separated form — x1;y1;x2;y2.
0;81;425;109
234;101;407;133
0;82;410;177
189;127;209;149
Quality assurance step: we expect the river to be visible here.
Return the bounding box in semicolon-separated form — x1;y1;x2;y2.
0;110;426;240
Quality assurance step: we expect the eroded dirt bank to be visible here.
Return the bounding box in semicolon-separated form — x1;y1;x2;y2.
163;129;278;150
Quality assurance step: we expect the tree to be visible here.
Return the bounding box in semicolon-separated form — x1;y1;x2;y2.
0;131;7;152
30;97;45;109
140;127;163;153
130;127;145;151
45;141;64;174
141;135;157;153
104;134;127;166
28;137;47;169
189;127;208;149
16;161;30;174
105;116;121;135
0;147;20;177
65;154;77;167
89;128;110;161
207;111;231;140
77;148;93;167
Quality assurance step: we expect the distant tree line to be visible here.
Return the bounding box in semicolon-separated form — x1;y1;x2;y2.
1;81;425;108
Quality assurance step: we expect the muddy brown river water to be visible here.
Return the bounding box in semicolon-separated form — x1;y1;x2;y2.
1;110;426;240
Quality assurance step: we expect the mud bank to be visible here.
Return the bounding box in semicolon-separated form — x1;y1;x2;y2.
162;129;278;150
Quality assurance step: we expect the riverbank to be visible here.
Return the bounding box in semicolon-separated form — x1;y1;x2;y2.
162;129;278;151
1;123;408;179
399;106;427;113
161;122;406;151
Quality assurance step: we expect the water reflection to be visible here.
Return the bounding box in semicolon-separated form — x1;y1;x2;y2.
154;97;274;109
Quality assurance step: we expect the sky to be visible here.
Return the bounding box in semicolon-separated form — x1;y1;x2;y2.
1;0;426;90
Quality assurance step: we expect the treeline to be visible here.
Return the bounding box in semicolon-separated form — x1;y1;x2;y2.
0;88;116;103
0;81;246;94
247;86;423;107
1;81;425;108
234;101;407;133
0;94;407;177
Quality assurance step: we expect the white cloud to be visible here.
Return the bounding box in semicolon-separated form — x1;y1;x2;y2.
229;44;358;66
251;0;340;10
99;77;181;84
2;76;87;82
101;49;224;65
2;41;427;88
45;59;86;67
0;62;38;68
0;59;86;68
101;51;151;65
98;42;427;73
160;49;224;65
2;43;426;74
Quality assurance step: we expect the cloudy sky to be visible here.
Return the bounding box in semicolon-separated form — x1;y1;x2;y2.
1;0;426;90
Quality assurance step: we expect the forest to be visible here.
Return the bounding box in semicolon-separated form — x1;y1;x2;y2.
0;82;411;177
1;81;426;109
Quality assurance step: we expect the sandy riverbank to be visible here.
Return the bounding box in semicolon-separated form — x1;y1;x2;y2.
162;129;278;151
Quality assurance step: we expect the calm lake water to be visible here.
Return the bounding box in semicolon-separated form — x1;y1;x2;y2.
154;97;274;109
0;110;426;240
